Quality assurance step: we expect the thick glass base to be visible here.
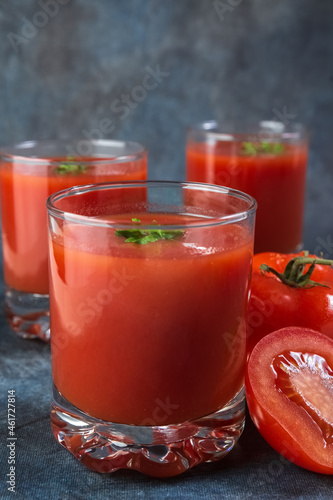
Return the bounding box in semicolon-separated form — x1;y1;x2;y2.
51;385;245;477
5;285;50;341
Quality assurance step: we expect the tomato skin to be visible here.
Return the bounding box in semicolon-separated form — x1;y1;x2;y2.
246;327;333;474
248;252;333;355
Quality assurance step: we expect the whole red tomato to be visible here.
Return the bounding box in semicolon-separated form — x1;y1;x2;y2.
248;251;333;355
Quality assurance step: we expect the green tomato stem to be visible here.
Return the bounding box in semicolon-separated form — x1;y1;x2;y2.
260;251;333;288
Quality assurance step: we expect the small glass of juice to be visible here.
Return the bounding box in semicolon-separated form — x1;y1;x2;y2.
47;180;256;477
186;120;308;254
0;139;147;341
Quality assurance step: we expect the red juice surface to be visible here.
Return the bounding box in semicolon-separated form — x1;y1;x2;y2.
0;157;147;294
49;213;253;425
186;141;307;253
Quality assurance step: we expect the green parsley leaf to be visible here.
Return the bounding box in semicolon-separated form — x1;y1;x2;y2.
241;142;258;156
115;222;184;245
54;156;86;175
240;141;285;156
272;142;285;154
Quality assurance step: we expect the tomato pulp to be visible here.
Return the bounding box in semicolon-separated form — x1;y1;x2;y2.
186;141;307;254
0;158;147;294
246;327;333;474
49;212;253;425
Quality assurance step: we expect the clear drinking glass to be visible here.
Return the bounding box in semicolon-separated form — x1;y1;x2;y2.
0;139;147;341
47;180;256;477
186;120;308;254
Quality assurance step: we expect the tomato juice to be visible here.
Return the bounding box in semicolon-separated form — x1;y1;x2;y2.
49;212;253;425
0;157;147;294
186;141;307;254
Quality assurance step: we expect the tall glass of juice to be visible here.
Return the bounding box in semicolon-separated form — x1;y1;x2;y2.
47;180;256;477
0;139;147;340
186;120;308;254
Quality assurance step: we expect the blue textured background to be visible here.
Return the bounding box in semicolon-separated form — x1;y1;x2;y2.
1;0;333;250
0;1;333;498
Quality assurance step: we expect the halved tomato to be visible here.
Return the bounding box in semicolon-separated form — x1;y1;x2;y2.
246;327;333;474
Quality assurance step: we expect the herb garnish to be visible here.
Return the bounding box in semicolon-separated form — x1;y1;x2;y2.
115;218;184;245
240;141;285;156
54;156;86;175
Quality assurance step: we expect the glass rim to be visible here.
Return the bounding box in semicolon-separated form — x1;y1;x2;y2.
187;119;308;142
0;139;147;166
46;180;257;230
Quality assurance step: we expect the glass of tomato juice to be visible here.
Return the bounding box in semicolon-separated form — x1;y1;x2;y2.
186;120;308;254
47;180;256;477
0;139;147;341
